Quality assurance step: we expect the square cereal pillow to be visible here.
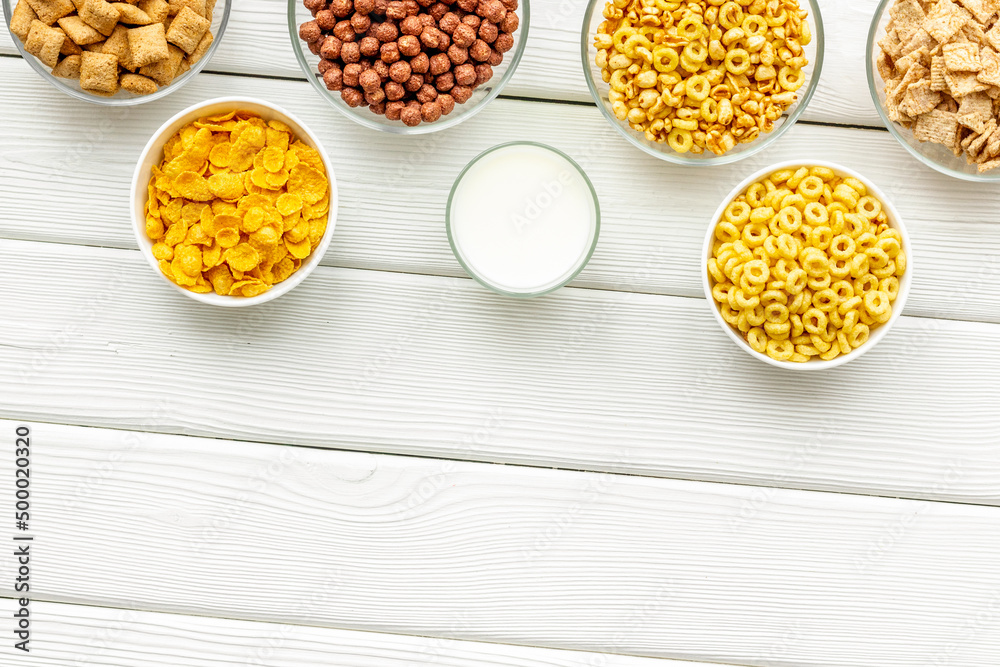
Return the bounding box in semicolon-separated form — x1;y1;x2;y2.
24;0;75;25
80;50;120;94
10;0;39;41
52;53;82;78
79;0;120;36
137;0;169;23
167;0;204;16
112;2;153;25
102;25;137;71
57;15;105;44
139;42;183;84
25;19;65;67
165;5;209;54
128;22;169;67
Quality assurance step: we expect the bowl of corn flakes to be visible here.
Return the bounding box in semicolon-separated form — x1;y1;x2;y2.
582;0;824;164
4;0;230;105
868;0;1000;180
703;160;912;370
131;97;338;306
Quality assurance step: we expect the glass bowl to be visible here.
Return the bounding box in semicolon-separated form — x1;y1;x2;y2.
866;0;1000;181
580;0;824;165
2;0;230;106
288;0;529;134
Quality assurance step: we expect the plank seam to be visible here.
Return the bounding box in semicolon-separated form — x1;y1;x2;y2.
1;235;997;328
3;416;998;509
0;596;774;667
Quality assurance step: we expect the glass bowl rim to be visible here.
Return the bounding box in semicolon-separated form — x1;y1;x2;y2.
579;0;826;166
865;0;1000;182
701;159;914;371
1;0;232;106
286;0;531;135
446;141;602;298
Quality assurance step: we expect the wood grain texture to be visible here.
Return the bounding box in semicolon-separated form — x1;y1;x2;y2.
1;421;998;667
1;0;887;126
0;602;737;667
1;61;999;324
0;241;998;503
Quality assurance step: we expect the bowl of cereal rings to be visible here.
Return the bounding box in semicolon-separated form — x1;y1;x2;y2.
131;97;338;306
581;0;824;164
703;160;912;369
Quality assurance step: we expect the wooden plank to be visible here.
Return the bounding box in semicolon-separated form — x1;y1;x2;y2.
1;242;998;503
0;602;734;667
2;421;998;667
1;61;998;324
1;0;886;126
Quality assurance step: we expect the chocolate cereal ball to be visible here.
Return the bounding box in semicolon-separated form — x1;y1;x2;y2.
386;100;405;120
359;35;380;56
478;21;498;43
452;23;476;47
323;66;344;90
400;105;422;126
398;34;421;56
342;87;365;106
316;9;339;28
385;80;406;100
389;60;412;82
437;92;455;114
421;101;442;122
299;20;322;42
453;63;475;86
359;68;381;90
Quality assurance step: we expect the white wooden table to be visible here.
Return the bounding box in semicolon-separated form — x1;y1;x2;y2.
1;1;999;665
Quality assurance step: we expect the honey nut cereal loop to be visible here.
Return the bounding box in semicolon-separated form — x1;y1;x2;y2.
594;0;811;155
708;166;906;363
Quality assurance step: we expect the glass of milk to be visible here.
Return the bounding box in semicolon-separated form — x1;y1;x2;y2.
447;142;601;297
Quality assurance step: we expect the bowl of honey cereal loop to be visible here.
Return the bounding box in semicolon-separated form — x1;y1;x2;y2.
582;0;824;164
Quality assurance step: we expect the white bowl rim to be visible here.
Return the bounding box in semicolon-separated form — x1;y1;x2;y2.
130;96;339;307
701;159;914;371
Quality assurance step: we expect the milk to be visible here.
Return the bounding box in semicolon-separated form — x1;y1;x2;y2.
448;143;599;295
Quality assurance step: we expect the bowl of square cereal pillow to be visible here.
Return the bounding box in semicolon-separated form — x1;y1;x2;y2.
868;0;1000;180
4;0;230;104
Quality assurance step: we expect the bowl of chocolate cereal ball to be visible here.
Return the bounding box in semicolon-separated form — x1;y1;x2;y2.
582;0;824;164
868;0;1000;180
289;0;528;132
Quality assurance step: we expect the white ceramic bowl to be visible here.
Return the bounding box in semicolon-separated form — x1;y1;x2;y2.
131;96;338;307
702;159;913;370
